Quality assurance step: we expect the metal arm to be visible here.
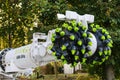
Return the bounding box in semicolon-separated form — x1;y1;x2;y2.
57;10;94;29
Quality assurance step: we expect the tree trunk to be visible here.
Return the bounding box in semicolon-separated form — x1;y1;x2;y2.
54;62;58;79
73;66;75;74
105;65;115;80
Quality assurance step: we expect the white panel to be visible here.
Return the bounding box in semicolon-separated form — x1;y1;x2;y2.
5;44;37;73
64;64;73;74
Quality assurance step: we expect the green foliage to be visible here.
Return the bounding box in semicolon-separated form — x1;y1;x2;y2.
0;0;39;48
76;74;100;80
38;0;69;26
0;0;69;49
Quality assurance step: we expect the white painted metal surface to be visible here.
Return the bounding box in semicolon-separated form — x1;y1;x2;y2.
5;44;37;72
64;64;74;74
5;30;56;73
64;62;81;74
57;10;94;29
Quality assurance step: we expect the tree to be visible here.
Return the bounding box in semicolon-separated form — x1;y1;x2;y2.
0;0;69;49
0;0;28;48
0;0;43;48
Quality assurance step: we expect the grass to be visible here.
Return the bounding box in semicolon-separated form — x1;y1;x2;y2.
20;73;100;80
